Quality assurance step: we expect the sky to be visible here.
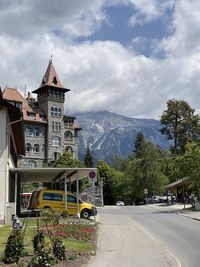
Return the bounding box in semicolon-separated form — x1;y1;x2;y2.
1;0;200;119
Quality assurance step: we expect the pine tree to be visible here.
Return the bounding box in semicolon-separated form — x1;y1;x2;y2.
84;146;94;167
134;132;145;158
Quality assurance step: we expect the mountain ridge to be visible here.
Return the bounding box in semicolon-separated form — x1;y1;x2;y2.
73;111;170;163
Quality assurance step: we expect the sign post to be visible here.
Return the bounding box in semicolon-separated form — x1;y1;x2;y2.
144;188;148;204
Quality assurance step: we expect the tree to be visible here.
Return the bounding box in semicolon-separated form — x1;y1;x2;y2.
53;151;84;168
84;146;94;167
126;140;168;204
133;132;145;157
160;99;200;154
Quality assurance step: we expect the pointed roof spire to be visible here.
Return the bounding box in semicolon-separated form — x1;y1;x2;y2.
32;60;70;94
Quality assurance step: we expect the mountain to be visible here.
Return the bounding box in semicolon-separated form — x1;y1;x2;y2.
74;111;171;163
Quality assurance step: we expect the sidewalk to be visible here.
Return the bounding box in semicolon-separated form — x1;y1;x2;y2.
147;203;200;221
86;209;179;267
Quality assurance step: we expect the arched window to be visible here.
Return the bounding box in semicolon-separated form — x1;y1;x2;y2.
26;143;32;152
54;107;58;117
33;144;39;153
58;108;61;117
65;146;73;154
26;127;32;136
64;131;73;140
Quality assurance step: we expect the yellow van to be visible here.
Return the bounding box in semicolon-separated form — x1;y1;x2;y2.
29;189;97;219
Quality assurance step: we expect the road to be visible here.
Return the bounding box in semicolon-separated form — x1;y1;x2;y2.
99;204;200;267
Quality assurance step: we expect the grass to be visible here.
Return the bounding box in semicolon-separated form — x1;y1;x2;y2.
0;216;97;265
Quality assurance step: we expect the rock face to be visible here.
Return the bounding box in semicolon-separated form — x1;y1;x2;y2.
74;111;171;163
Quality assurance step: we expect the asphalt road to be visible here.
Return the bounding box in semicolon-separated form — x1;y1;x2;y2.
106;205;200;267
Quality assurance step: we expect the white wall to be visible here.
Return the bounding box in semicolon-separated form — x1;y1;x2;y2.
0;108;8;224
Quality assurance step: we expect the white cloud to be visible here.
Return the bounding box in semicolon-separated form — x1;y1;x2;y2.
1;0;200;120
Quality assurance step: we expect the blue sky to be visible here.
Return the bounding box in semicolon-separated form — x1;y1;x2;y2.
1;0;200;119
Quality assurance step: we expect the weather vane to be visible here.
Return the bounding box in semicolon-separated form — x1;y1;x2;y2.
49;55;53;63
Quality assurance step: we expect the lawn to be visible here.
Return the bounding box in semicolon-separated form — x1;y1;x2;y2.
0;216;97;266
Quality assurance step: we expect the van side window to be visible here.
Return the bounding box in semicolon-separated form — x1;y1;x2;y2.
67;195;76;203
43;193;63;201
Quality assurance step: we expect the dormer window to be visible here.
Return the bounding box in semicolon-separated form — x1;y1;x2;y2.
42;76;46;85
27;111;36;118
52;76;58;85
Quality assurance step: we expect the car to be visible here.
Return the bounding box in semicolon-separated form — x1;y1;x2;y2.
116;201;125;206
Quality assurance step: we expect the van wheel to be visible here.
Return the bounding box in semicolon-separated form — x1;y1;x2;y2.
43;206;50;209
81;209;91;219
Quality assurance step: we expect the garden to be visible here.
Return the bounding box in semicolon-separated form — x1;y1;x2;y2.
0;209;97;267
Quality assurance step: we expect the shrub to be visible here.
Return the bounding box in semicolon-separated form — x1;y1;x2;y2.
52;237;66;261
40;208;61;226
28;246;55;267
33;232;45;253
3;229;24;264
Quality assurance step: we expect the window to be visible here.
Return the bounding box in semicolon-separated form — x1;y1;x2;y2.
43;193;63;201
52;136;60;147
65;146;73;154
26;143;32;152
51;107;62;117
58;108;61;117
67;195;76;203
28;160;37;168
51;107;54;116
64;131;73;140
26;128;32;136
52;76;58;85
33;144;39;153
53;152;61;161
27;111;36;118
33;128;40;137
15;102;22;109
52;121;61;132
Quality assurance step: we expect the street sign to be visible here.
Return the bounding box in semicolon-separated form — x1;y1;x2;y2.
88;171;97;183
144;188;148;195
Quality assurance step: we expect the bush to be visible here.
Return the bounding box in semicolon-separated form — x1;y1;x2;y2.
28;246;55;267
3;229;24;264
33;232;45;253
40;208;61;226
52;237;66;261
61;210;68;218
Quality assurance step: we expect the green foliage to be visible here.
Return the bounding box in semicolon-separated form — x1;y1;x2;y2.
124;141;168;203
40;208;61;226
160;99;200;154
84;146;94;167
3;229;24;264
33;232;45;254
52;237;66;261
28;244;55;267
134;131;145;157
53;151;84;167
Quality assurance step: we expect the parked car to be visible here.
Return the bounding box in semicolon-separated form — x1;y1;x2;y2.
29;189;97;219
116;201;125;206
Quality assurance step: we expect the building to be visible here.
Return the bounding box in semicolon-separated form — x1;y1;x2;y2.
3;60;81;168
0;94;24;224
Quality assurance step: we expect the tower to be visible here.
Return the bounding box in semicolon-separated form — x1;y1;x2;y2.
32;60;70;162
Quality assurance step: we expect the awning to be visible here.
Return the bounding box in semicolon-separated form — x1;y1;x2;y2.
10;167;97;183
165;177;191;190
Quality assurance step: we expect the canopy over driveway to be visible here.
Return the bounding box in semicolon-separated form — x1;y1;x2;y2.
10;167;97;183
9;167;97;216
165;177;191;190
